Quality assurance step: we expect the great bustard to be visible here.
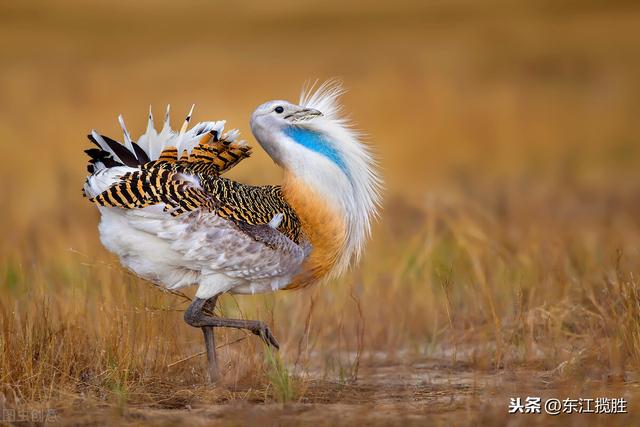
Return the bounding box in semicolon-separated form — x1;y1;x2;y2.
82;81;382;381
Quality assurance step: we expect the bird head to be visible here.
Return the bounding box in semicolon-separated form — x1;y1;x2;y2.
250;80;377;186
250;80;382;277
250;100;324;163
251;101;323;126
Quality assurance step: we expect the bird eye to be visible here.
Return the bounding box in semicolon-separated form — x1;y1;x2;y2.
274;106;284;114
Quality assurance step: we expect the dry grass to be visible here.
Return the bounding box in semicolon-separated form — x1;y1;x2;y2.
1;0;640;425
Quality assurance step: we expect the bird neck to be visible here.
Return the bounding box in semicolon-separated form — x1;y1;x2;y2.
282;171;349;287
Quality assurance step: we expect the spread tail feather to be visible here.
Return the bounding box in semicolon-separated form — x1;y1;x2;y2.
84;106;247;174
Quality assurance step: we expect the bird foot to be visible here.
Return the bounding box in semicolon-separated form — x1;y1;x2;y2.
250;321;280;349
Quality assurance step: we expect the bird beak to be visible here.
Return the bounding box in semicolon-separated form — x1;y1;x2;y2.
285;108;323;122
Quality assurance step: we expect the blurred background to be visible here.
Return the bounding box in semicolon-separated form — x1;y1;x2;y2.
2;1;639;212
1;0;640;422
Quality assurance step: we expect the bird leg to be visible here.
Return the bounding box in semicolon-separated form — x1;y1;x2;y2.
184;296;280;382
201;297;219;383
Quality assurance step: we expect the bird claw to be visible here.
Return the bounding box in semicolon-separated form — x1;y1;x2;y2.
252;322;280;350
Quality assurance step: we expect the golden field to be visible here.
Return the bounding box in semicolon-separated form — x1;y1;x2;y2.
1;0;640;425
